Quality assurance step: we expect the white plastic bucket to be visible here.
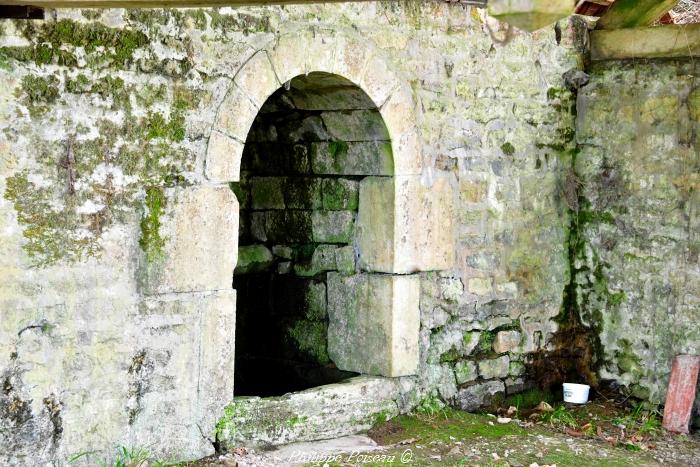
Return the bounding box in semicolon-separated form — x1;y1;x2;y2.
563;383;590;404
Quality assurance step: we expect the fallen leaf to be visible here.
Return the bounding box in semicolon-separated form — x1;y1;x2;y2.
497;417;512;424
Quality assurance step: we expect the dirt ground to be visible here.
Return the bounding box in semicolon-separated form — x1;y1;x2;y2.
197;391;700;467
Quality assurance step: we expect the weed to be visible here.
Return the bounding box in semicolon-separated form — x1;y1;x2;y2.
112;446;150;467
413;394;447;418
542;405;578;428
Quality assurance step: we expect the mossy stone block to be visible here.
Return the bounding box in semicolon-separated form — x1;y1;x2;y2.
251;177;284;209
454;360;478;385
284;177;323;209
321;110;390;141
250;211;313;243
235;245;274;275
312;211;355;243
334;245;356;275
311;141;393;176
243;143;311;175
322;178;359;210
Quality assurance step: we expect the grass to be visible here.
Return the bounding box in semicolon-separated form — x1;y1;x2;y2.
65;445;181;467
610;402;662;435
502;388;557;410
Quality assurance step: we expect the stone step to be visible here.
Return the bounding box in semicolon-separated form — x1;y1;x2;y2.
217;376;401;448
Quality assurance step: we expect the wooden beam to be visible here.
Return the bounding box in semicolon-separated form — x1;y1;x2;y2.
0;5;43;16
0;0;375;6
591;23;700;61
596;0;680;30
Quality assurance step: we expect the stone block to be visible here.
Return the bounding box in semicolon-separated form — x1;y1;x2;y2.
509;361;526;377
295;244;337;277
272;245;294;259
428;328;479;364
305;281;327;321
139;186;238;295
133;290;235;459
478;355;510;380
312;211;355;243
454;360;478;385
493;330;522;354
334;245;356;274
356;175;456;273
488;0;572;32
460;178;488;203
218;376;400;448
215;83;258;141
321;110;389;141
327;273;420;377
250;177;284;209
281;115;330;143
243;143;311;175
468;277;492;296
289;86;375;111
283;177;323;210
322;178;359;211
250;211;313;244
206;130;243;183
311;141;393;176
234;245;274;275
454;380;505;411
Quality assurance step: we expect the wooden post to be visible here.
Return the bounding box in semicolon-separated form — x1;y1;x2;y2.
662;355;700;434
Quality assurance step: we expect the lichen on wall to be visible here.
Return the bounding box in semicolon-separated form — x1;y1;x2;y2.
1;14;205;266
576;59;700;404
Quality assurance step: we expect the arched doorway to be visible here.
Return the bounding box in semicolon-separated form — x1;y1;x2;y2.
231;72;395;396
206;31;455;446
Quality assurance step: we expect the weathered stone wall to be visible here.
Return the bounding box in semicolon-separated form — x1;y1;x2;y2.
0;3;585;463
576;59;700;407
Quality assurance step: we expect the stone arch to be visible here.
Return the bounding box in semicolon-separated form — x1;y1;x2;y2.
206;29;422;183
205;28;455;381
206;28;454;275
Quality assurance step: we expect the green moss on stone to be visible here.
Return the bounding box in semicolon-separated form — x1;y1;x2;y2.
19;75;60;115
215;400;250;438
144;111;186;142
288;319;330;365
19;19;148;68
139;187;166;263
501;142;516;156
478;330;496;353
328;140;349;160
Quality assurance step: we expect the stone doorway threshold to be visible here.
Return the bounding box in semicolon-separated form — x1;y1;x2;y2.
217;376;402;449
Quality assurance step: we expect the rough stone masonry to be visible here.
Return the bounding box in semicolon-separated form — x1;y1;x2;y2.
0;2;697;465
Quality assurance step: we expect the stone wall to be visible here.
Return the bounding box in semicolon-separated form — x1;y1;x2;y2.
0;3;586;463
576;59;700;408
